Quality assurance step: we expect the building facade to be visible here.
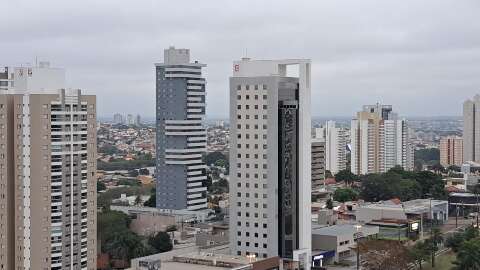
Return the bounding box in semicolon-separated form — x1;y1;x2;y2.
155;47;208;210
311;138;326;185
0;63;96;270
440;136;463;167
463;95;480;163
113;113;123;124
351;104;413;175
314;121;347;174
229;58;311;267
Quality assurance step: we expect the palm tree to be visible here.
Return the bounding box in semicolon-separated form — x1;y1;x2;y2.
453;239;480;270
409;241;430;269
430;227;444;268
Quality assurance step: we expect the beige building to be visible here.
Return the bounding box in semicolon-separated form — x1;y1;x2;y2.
351;104;413;175
0;64;96;270
440;136;464;167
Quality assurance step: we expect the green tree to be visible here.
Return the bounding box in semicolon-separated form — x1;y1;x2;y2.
205;151;227;166
139;168;150;175
360;174;394;202
97;181;107;192
325;170;333;179
128;169;139;177
453;238;480;270
148;231;173;253
409;241;430;270
414;148;440;170
333;188;358;202
143;188;156;207
429;227;443;268
335;169;358;186
326;198;334;209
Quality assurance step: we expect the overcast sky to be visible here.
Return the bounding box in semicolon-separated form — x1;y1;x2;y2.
2;0;480;118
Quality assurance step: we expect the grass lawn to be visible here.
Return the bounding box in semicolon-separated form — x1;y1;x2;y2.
423;251;456;270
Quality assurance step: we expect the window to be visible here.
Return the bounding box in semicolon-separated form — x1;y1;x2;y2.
263;84;267;90
254;85;258;90
237;115;241;119
237;192;241;197
263;95;267;99
237;85;241;90
255;95;258;100
246;85;250;90
246;95;250;100
263;105;268;109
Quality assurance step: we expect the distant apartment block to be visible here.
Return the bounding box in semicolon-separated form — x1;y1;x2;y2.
229;58;311;267
440;136;463;167
315;121;347;174
351;104;413;175
0;63;96;270
463;95;480;162
155;47;208;210
311;138;326;185
113;113;124;124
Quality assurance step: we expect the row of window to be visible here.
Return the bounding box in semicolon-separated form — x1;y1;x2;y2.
237;241;268;249
236;211;268;218
236;183;267;189
236;124;267;130
236;143;267;150
236;173;268;179
236;251;269;258
237;94;267;100
237;104;267;110
237;201;267;210
237;153;267;159
237;114;267;120
236;163;267;169
236;221;268;228
236;84;268;91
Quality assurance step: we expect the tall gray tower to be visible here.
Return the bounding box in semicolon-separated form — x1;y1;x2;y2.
155;47;207;210
463;95;480;163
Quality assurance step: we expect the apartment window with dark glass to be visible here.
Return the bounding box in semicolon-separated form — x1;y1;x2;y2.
254;85;259;90
246;85;250;90
237;85;241;90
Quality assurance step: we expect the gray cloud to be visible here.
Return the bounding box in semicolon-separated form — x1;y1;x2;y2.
2;0;480;118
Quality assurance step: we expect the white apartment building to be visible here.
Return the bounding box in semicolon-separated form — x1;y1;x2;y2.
0;63;97;270
351;104;413;175
315;121;347;174
229;58;311;269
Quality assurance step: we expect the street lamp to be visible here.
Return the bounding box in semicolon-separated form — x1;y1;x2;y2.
354;224;362;270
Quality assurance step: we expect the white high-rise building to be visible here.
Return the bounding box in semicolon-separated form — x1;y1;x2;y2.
315;121;347;174
229;58;311;268
463;95;480;163
351;104;413;175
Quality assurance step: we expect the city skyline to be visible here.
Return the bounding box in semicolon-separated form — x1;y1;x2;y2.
2;0;480;118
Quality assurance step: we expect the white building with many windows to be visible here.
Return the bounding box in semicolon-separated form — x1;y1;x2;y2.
315;121;347;174
229;58;311;268
351;104;413;175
